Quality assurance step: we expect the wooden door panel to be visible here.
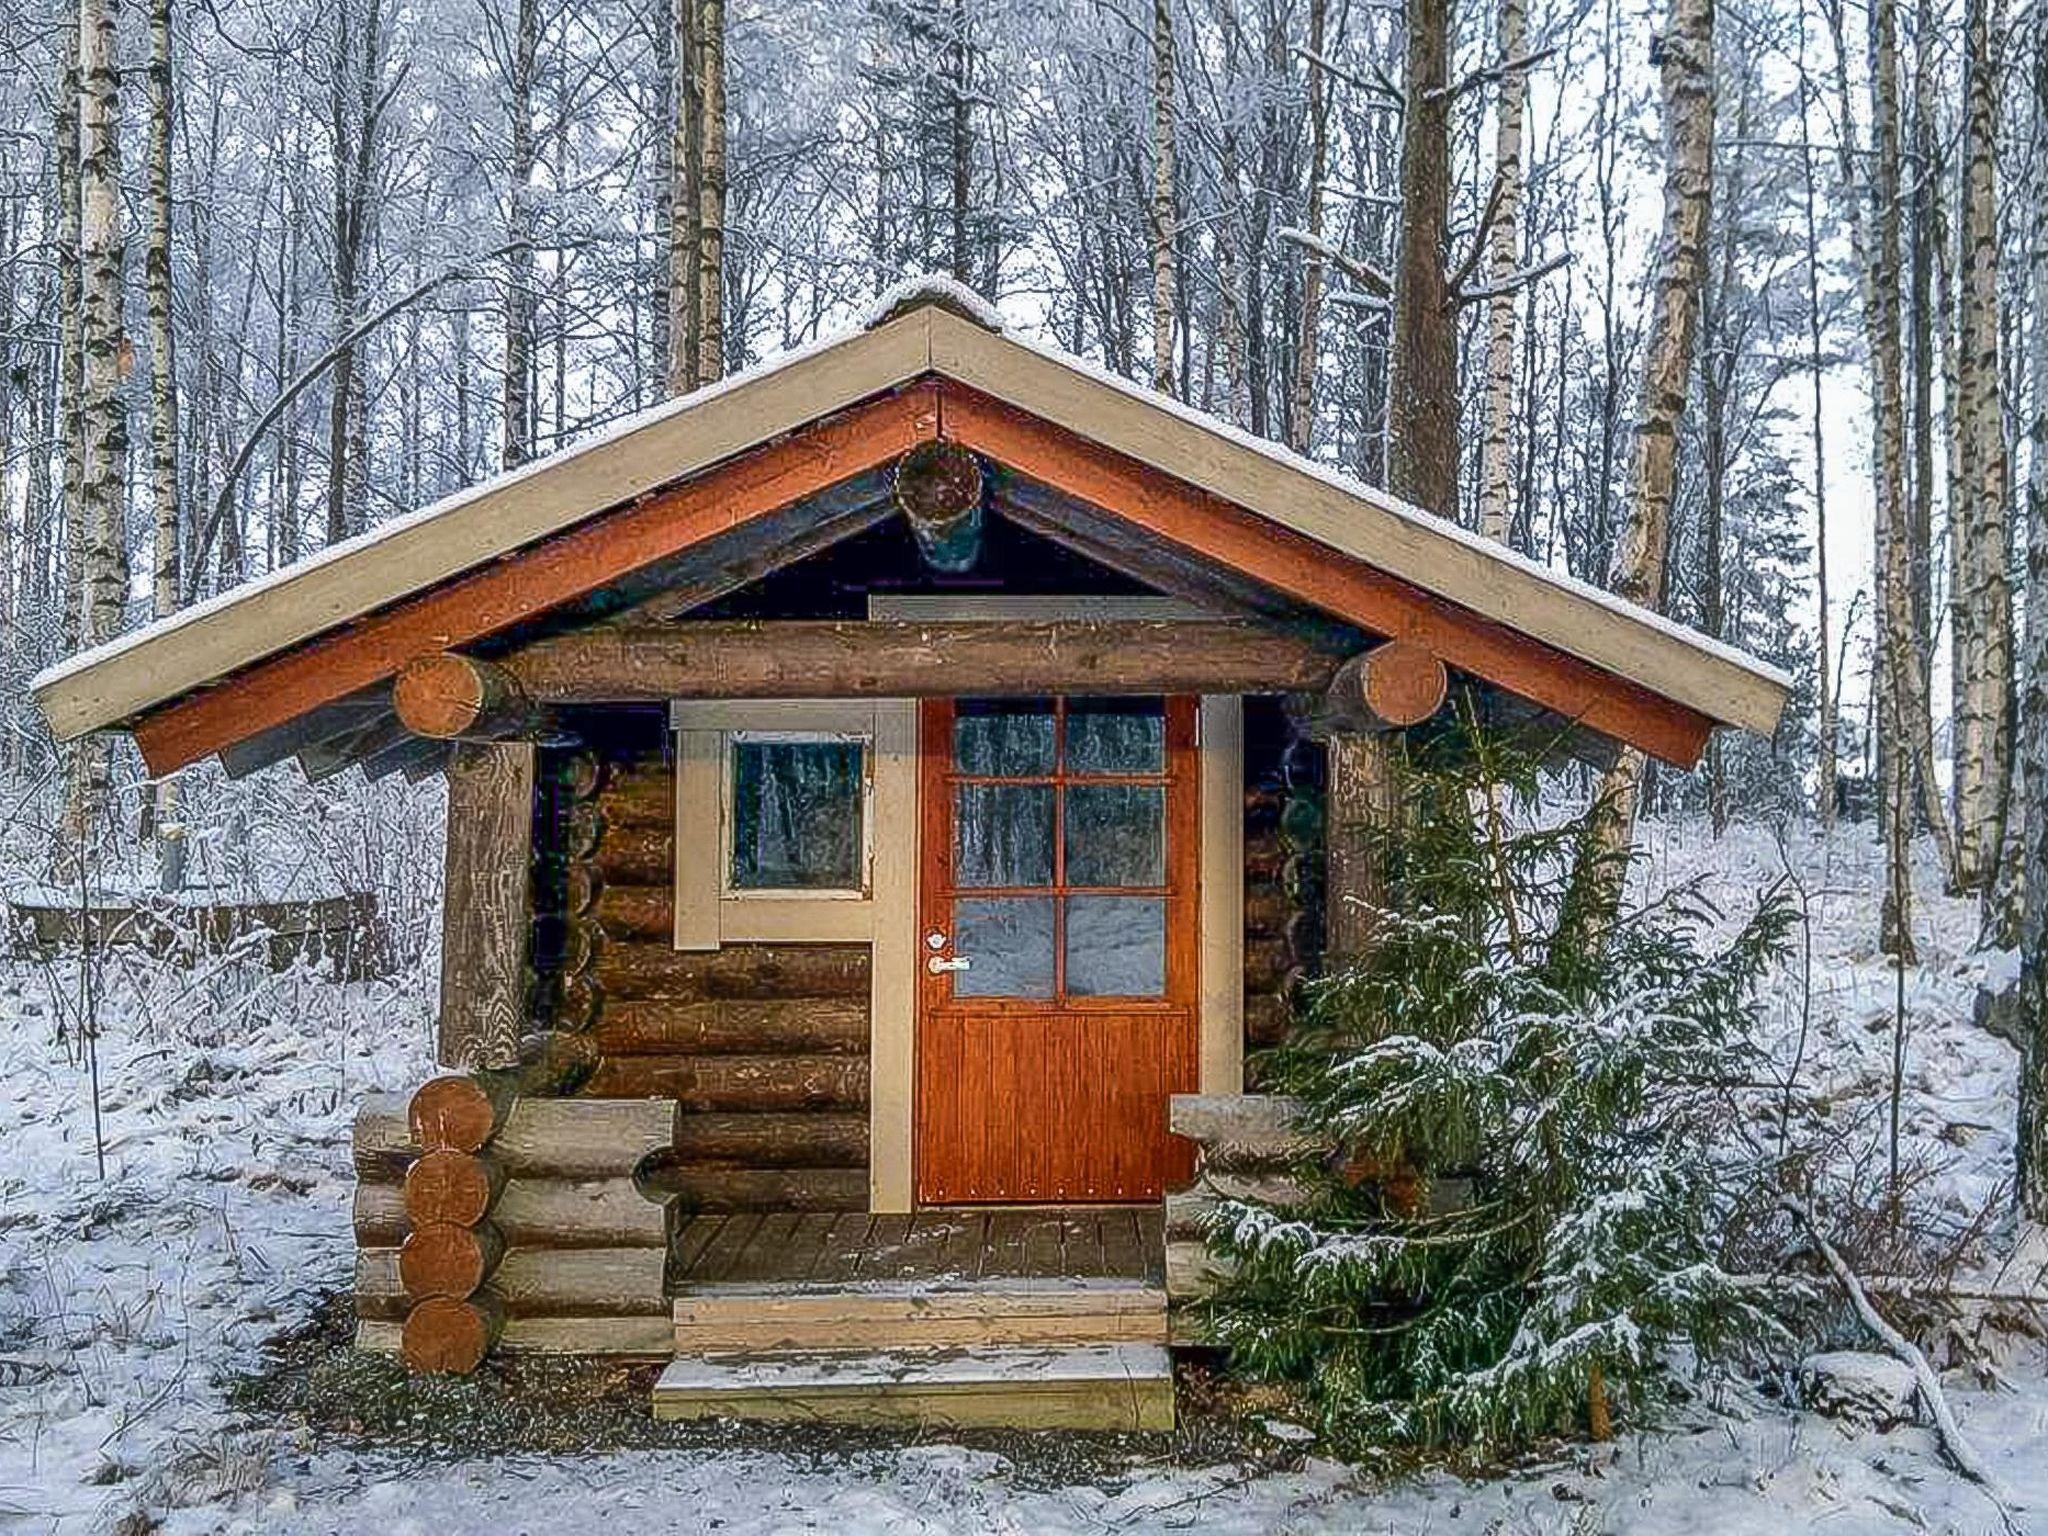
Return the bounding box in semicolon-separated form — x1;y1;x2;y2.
916;696;1199;1206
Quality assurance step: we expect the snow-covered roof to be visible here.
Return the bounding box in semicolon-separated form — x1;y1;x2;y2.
31;283;1789;768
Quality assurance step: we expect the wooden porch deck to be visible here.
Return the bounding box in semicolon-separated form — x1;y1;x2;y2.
670;1208;1166;1290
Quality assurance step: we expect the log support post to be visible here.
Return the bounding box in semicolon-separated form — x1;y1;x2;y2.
438;742;536;1070
1324;731;1401;968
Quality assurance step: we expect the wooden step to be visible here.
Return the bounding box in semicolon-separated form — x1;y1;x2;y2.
651;1343;1175;1431
673;1281;1169;1353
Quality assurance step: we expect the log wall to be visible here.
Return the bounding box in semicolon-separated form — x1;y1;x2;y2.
567;740;872;1213
1240;699;1321;1080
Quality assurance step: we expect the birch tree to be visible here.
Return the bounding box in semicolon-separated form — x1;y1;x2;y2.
63;0;131;851
1950;0;2015;898
1285;0;1327;446
2016;0;2048;1221
145;0;185;888
1558;0;1715;937
1149;0;1176;394
1474;0;1527;544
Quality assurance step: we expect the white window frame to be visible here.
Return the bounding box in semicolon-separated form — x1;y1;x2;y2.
670;700;885;949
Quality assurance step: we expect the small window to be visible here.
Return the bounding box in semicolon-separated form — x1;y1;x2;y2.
725;732;870;895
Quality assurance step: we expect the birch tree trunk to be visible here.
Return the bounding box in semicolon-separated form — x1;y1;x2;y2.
1474;0;1527;544
1387;0;1457;516
501;0;539;468
56;35;85;658
1285;0;1327;446
1824;0;1959;946
1798;15;1836;828
2017;0;2048;1224
951;0;973;284
1148;0;1176;394
145;0;186;890
1558;0;1715;941
65;0;130;855
1949;0;2015;898
695;0;726;387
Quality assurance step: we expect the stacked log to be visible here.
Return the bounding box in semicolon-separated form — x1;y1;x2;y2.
1163;1094;1323;1342
351;1093;418;1343
356;1083;681;1368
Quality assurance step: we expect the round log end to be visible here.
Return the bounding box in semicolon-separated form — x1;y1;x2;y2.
1330;640;1448;729
399;1220;499;1299
401;1295;501;1375
892;440;984;522
404;1149;497;1228
408;1074;503;1153
392;652;492;738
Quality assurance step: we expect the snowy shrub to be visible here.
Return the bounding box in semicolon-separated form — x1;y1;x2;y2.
1204;725;1798;1454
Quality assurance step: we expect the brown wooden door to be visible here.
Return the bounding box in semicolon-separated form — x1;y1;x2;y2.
915;695;1199;1204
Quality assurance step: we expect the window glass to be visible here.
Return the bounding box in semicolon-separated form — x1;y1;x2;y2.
954;784;1055;887
1064;784;1164;886
954;699;1056;775
728;738;864;890
954;897;1057;997
1065;698;1165;774
1066;896;1166;996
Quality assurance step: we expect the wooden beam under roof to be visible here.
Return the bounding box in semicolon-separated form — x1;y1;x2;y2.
485;619;1349;705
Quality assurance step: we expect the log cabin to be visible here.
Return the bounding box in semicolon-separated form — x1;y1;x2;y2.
31;280;1791;1431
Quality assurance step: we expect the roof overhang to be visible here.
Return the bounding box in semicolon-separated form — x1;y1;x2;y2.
31;290;1791;775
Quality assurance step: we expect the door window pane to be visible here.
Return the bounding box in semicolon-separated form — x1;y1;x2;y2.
955;784;1055;887
1064;784;1164;887
954;897;1056;997
1066;896;1166;996
1066;698;1165;774
729;739;864;890
954;699;1055;775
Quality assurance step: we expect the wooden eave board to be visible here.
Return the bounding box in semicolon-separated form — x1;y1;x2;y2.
30;294;1788;769
924;308;1788;740
30;309;938;743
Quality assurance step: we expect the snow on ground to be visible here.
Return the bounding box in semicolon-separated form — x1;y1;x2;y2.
1;807;2044;1535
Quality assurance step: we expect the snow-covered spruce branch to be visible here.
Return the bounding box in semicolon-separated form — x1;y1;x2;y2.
1782;1197;2021;1525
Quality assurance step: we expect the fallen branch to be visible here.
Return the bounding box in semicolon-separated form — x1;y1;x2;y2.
1784;1197;2022;1527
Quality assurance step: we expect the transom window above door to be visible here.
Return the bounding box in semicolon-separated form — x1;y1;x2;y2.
944;697;1176;1000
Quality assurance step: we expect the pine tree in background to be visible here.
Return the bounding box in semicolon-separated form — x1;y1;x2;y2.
1204;723;1796;1451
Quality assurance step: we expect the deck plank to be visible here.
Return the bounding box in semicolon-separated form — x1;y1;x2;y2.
852;1214;915;1280
687;1211;765;1284
671;1215;728;1282
1097;1208;1145;1279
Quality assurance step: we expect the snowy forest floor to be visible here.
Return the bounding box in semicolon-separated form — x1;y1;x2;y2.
1;807;2045;1535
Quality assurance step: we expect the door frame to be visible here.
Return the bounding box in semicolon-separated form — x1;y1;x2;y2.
863;593;1244;1212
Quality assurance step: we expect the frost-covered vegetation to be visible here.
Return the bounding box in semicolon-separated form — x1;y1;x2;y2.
0;757;2041;1533
1209;734;1802;1451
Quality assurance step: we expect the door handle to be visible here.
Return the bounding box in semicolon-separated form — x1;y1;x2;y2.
927;955;972;974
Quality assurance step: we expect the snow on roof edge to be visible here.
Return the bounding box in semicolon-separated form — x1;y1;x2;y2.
29;318;869;702
974;317;1795;701
34;280;1790;735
